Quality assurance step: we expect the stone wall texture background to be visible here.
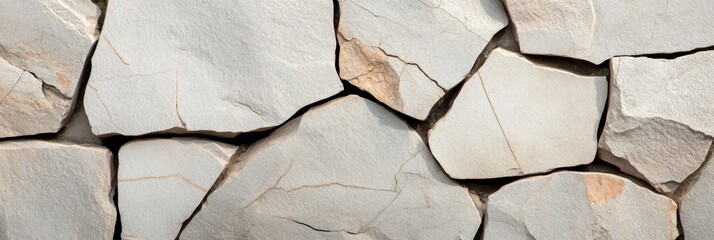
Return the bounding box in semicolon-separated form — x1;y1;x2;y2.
1;0;713;239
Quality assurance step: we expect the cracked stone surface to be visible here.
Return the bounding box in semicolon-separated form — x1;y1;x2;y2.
0;0;99;138
0;140;115;239
337;0;508;120
84;0;343;137
118;138;237;240
182;95;481;239
598;51;714;194
429;48;607;179
483;172;679;240
503;0;714;64
58;105;102;144
680;153;714;240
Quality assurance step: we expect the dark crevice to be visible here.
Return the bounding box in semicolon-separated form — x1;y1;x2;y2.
91;0;108;30
627;45;714;60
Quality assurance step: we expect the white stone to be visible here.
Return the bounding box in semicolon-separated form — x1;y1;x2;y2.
483;172;679;240
182;95;480;239
338;0;508;120
429;48;607;179
598;51;714;193
503;0;714;64
118;138;237;240
680;154;714;240
84;0;343;137
0;0;99;138
0;140;115;239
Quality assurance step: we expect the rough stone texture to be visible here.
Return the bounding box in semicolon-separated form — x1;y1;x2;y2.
0;140;115;239
680;154;714;240
0;0;99;138
429;48;607;179
503;0;714;64
483;172;679;240
85;0;343;137
337;0;508;120
118;138;237;240
182;95;480;239
58;105;102;144
598;51;714;193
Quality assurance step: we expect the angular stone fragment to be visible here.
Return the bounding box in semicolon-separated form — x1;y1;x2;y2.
58;105;102;144
429;48;607;179
0;0;99;138
503;0;714;64
338;0;508;120
680;154;714;240
0;140;115;239
598;51;714;193
182;95;480;239
483;172;679;240
85;0;342;137
118;138;237;240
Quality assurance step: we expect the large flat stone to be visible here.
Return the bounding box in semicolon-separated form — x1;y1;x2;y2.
85;0;343;137
598;51;714;193
429;48;607;179
504;0;714;64
182;95;481;239
0;0;99;137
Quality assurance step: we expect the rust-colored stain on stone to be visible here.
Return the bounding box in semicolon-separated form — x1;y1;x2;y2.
585;175;624;204
56;72;69;88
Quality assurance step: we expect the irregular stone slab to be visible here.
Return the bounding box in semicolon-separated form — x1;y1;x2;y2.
680;154;714;240
182;95;480;239
483;172;679;240
0;0;99;138
503;0;714;64
0;140;115;239
85;0;342;137
119;138;237;240
429;48;607;179
598;51;714;193
338;0;508;120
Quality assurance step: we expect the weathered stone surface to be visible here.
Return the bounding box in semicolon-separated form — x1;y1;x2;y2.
58;105;102;144
503;0;714;64
338;0;508;120
0;0;99;138
598;51;714;193
429;48;607;179
85;0;343;137
483;172;679;240
0;140;115;239
182;95;480;239
119;138;237;240
680;154;714;240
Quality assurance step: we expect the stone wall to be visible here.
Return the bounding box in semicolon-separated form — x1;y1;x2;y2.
1;0;712;239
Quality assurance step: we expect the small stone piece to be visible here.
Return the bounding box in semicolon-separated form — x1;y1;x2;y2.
118;138;237;240
182;95;481;239
429;48;607;179
0;140;115;239
598;51;714;193
84;0;342;137
680;154;714;240
0;0;99;138
503;0;714;64
58;105;102;144
337;0;508;119
483;172;679;240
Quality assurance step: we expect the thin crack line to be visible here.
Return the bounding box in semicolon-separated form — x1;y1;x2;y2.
120;173;209;192
477;72;523;174
0;71;24;106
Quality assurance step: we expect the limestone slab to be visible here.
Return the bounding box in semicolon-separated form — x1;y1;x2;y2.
680;154;714;240
483;172;679;240
85;0;343;137
0;0;99;137
429;48;607;179
338;0;508;119
598;51;714;193
0;140;115;239
119;138;237;240
182;95;481;239
503;0;714;64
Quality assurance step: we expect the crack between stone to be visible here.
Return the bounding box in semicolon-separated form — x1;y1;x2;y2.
372;45;446;91
477;72;523;174
119;173;209;192
103;36;129;65
276;182;396;193
0;71;24;106
278;217;338;233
